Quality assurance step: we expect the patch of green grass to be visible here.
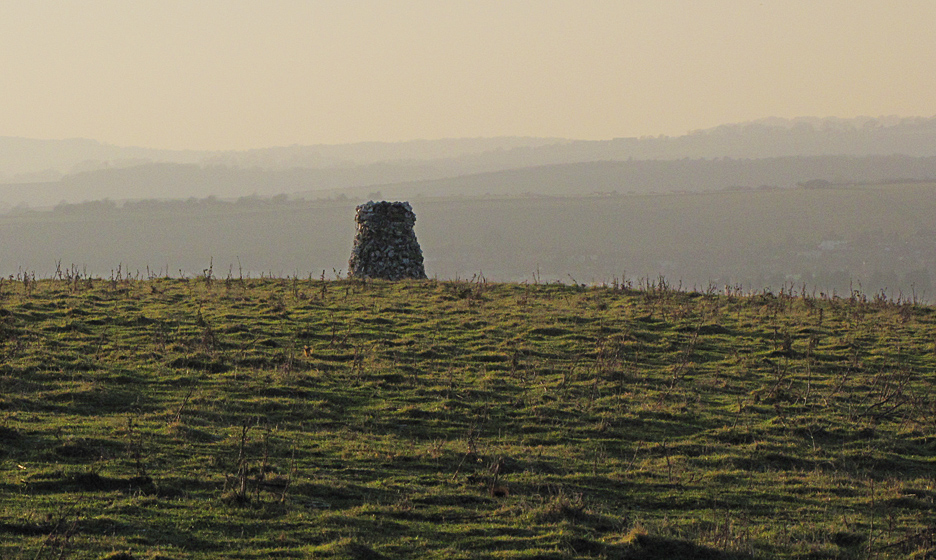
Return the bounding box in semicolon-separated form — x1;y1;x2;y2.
0;277;934;558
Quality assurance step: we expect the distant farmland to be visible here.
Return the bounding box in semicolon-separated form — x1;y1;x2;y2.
0;182;934;297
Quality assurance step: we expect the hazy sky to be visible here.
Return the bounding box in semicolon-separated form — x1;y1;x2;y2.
2;1;935;150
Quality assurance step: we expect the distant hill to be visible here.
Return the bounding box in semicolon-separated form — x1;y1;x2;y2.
3;115;936;178
0;137;206;182
4;153;936;210
0;136;568;183
4;115;936;208
305;155;936;200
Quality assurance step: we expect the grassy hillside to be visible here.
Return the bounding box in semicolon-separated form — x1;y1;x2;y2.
0;277;934;559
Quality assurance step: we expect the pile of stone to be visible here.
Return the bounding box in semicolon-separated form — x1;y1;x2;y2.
348;201;427;280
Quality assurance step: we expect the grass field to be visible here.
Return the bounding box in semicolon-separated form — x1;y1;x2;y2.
0;276;934;559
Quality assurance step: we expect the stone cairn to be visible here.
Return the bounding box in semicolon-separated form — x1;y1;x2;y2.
348;201;427;280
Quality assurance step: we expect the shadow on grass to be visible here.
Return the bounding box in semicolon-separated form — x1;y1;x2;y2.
309;538;388;560
23;471;158;494
604;532;757;560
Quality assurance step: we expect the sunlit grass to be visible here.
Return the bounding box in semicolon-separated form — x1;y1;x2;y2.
0;276;934;558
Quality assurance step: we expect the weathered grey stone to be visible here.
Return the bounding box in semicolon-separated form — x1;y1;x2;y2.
348;201;427;280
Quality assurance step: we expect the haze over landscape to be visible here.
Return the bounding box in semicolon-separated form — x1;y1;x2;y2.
2;1;936;296
7;5;936;558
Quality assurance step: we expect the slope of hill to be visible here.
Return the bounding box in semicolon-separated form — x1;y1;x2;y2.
4;153;936;210
0;278;932;559
313;154;936;200
5;115;936;203
0;136;568;184
0;136;206;182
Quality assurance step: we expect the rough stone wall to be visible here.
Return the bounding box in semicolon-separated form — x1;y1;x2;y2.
348;201;427;280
